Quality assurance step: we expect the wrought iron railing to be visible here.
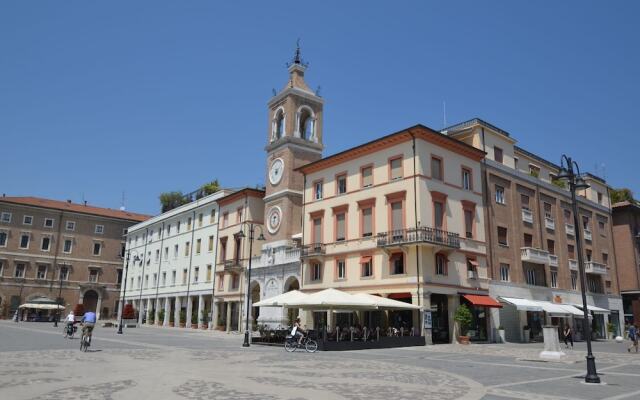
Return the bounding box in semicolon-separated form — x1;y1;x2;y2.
301;243;326;257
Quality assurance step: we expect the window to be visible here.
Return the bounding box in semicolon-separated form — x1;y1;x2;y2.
464;209;474;239
219;238;227;262
0;231;7;247
182;269;188;285
582;216;590;230
390;158;402;180
390;253;404;275
173;244;179;259
598;219;606;236
1;212;11;223
177;221;182;233
120;243;126;258
20;234;30;249
337;174;347;195
514;157;519;169
222;213;228;228
153;273;157;286
336;213;346;241
435;253;447;276
500;263;510;282
312;217;322;244
597;192;603;205
494;147;503;163
236;208;243;223
361;207;373;237
234;236;242;262
0;261;3;276
66;221;76;231
196;239;201;254
602;253;609;265
36;265;47;279
550;270;558;288
337;260;346;280
171;270;176;285
167;224;172;235
198;213;203;227
568;244;575;259
361;257;373;277
23;215;33;225
547;239;555;254
314;181;323;200
206;265;212;282
544;202;552;219
433;201;444;229
187;217;192;231
193;267;199;283
497;227;508;246
60;266;69;281
311;262;322;281
231;273;240;289
529;164;540;178
95;225;104;234
462;168;472;191
15;263;26;278
93;242;102;256
63;239;73;253
41;236;51;251
155;249;160;262
208;235;214;252
162;272;166;286
520;194;530;210
184;242;190;257
525;268;536;285
210;209;216;224
495;186;505;204
431;157;443;181
218;274;224;289
362;166;373;187
564;209;571;222
157;228;162;239
164;247;168;259
523;233;533;248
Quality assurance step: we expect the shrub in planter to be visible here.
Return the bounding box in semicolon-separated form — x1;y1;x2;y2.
454;304;473;344
122;304;136;320
191;311;198;327
148;311;155;324
158;309;165;324
200;310;209;329
73;304;85;317
179;310;187;327
606;322;616;338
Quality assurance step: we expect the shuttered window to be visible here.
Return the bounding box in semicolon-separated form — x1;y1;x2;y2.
390;158;402;180
391;201;403;231
313;218;322;243
362;208;372;237
336;213;346;241
362;166;373;187
434;201;444;229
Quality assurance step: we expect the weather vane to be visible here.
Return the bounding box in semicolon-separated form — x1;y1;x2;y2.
286;38;309;68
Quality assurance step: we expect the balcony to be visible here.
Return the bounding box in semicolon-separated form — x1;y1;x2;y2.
565;223;575;236
301;243;326;258
520;247;550;264
521;209;533;224
545;217;555;231
569;259;578;271
377;227;460;249
583;229;592;241
548;254;558;267
585;261;607;275
223;260;243;272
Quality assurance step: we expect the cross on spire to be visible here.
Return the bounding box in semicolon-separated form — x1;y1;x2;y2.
287;38;309;68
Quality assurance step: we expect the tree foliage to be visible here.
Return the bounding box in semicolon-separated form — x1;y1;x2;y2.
195;179;221;199
610;188;635;204
159;191;190;213
454;304;473;336
122;303;136;319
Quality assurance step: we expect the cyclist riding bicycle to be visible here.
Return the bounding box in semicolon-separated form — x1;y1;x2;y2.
291;317;306;345
80;311;97;343
64;311;75;336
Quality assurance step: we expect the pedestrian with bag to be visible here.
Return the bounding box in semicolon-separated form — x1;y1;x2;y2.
628;323;638;353
563;324;574;349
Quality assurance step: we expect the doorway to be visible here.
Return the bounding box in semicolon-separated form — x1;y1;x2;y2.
431;294;449;344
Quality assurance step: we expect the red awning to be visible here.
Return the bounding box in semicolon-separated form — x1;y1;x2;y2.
463;294;503;308
359;256;372;264
468;260;479;267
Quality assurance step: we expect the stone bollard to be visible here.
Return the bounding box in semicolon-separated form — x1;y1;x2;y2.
539;326;566;360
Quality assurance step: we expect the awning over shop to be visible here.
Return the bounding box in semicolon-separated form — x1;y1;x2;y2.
572;303;610;314
499;297;544;311
253;290;308;307
19;303;64;310
463;294;503;308
352;293;421;310
500;297;586;316
258;288;420;311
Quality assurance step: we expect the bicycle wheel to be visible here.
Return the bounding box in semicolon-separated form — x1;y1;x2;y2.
284;339;297;353
305;339;318;353
80;335;85;351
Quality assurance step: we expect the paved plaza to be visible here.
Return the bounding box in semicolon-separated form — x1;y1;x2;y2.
1;321;639;400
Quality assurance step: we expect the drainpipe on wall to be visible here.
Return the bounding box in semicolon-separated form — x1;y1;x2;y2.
480;127;495;280
137;227;150;321
410;133;421;308
152;221;166;323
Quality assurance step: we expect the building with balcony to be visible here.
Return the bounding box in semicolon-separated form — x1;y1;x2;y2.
0;196;149;321
612;200;640;326
298;124;492;344
444;119;623;342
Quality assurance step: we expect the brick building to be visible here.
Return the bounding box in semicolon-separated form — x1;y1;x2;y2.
612;201;640;325
0;196;149;320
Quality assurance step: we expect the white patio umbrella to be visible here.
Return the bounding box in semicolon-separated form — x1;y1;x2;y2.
290;288;378;310
352;293;421;310
252;290;309;307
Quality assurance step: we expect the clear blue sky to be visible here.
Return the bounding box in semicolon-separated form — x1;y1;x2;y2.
2;1;638;215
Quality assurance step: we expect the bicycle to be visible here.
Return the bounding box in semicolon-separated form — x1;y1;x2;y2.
79;325;93;352
63;322;76;339
284;334;318;353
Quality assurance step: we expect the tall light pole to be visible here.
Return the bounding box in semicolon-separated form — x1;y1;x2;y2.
53;264;65;328
236;222;265;347
117;250;141;334
557;154;600;384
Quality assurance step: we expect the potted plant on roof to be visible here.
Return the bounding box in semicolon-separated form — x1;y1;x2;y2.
454;304;473;345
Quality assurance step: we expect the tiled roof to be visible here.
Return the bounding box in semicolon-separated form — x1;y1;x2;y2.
0;196;152;222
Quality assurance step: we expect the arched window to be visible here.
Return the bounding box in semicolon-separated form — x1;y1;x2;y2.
299;108;314;140
274;110;284;139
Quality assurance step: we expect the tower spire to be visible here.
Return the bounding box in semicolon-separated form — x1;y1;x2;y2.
287;38;308;68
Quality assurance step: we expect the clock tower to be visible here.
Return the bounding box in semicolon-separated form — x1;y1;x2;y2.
264;44;323;243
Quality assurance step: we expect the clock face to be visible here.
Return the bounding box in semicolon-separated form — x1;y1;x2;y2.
269;158;284;185
267;206;282;234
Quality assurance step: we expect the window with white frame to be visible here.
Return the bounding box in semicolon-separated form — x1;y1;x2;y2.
390;158;403;180
66;221;76;231
144;274;148;288
210;209;216;224
153;273;157;286
495;185;505;204
337;174;347;195
174;244;179;259
571;271;578;290
337;260;346;280
164;247;169;259
435;253;447;276
525;268;536;285
155;249;160;262
41;236;51;251
19;233;30;249
36;265;47;280
208;235;214;252
462;168;472;191
196;238;201;254
314;181;323;200
92;242;102;256
193;267;199;283
206;265;212;282
182;269;188;284
499;263;510;282
550;270;558;288
361;257;373;277
63;238;73;253
1;212;11;223
162;272;167;286
15;263;26;278
0;231;7;247
171;270;176;285
60;266;69;281
44;218;54;228
23;215;33;225
311;262;322;281
198;213;203;227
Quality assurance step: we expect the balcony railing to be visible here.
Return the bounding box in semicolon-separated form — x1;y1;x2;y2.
585;261;607;275
521;209;534;224
520;247;550;264
545;217;555;231
223;260;243;272
569;259;578;271
565;223;575;236
301;243;326;257
377;227;460;249
548;254;558;267
583;229;592;241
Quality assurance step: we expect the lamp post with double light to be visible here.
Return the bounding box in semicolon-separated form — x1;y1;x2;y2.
117;250;141;334
557;154;600;384
236;222;265;347
53;264;66;328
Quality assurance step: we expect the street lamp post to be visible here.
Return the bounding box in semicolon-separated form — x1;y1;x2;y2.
117;250;141;334
53;265;64;328
236;223;265;347
558;154;600;384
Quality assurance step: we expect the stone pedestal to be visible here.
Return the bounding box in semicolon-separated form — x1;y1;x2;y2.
539;326;566;360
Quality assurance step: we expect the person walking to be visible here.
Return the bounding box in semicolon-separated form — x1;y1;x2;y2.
563;324;574;349
628;323;638;353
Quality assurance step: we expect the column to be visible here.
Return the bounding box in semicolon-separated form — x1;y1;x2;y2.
154;299;160;326
137;300;143;325
116;299;123;324
211;299;219;330
186;296;193;328
422;293;432;345
96;296;102;320
174;296;182;327
145;298;152;325
238;301;244;333
197;295;204;329
448;295;459;344
226;302;232;332
163;297;170;327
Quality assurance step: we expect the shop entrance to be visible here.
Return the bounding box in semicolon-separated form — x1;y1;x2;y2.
526;311;544;342
431;294;449;344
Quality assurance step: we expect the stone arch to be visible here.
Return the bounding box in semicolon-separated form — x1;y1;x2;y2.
250;280;261;328
271;107;286;141
82;290;99;313
283;276;300;292
295;105;316;141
